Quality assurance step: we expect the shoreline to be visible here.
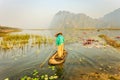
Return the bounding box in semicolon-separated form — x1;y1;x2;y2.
0;29;22;37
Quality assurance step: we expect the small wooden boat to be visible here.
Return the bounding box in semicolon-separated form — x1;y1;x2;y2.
48;50;67;65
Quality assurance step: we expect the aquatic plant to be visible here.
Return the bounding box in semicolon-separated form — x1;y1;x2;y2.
31;35;54;46
0;32;8;37
4;78;9;80
0;34;54;50
20;66;58;80
99;34;120;48
0;34;30;50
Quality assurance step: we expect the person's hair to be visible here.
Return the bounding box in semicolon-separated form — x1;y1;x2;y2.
55;32;63;37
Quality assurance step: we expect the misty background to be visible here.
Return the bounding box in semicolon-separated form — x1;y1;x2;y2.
0;0;120;29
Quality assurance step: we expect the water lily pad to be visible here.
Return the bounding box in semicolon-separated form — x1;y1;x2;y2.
4;78;9;80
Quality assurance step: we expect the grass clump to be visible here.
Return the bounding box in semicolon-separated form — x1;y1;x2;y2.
0;34;54;50
99;34;120;48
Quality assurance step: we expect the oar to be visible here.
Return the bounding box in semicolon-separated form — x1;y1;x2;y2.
40;44;56;68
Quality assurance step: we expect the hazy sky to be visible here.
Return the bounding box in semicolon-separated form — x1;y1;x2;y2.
0;0;120;29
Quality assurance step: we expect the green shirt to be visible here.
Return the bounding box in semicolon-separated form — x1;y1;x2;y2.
56;35;64;46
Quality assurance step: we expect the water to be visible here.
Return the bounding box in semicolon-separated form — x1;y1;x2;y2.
0;29;120;80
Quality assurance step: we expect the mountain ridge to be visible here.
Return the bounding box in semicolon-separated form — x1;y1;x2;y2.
50;8;120;29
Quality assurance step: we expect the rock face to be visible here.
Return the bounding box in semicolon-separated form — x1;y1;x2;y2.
101;8;120;28
50;8;120;29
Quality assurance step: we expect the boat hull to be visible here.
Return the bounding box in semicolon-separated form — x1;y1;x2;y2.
48;50;67;65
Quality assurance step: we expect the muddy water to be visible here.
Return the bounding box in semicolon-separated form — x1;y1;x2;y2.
0;29;120;80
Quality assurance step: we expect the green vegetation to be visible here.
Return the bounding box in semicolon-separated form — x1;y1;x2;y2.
0;34;30;49
31;35;53;45
20;66;58;80
0;33;8;37
0;34;54;50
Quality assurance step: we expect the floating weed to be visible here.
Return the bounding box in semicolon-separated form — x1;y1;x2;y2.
26;77;32;80
4;78;9;80
20;65;59;80
48;66;51;68
32;78;39;80
99;34;120;48
44;74;48;80
48;66;55;70
49;76;54;80
20;76;27;80
33;70;39;76
48;66;55;71
0;34;53;51
53;74;58;79
49;74;58;80
40;75;45;79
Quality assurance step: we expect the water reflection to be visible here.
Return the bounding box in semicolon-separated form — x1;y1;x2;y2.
48;63;65;80
0;33;54;60
1;29;120;80
55;63;64;79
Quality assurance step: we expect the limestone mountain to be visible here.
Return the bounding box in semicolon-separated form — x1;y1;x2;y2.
50;8;120;29
101;8;120;28
50;11;100;28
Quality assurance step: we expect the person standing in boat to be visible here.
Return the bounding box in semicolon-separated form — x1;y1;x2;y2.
55;32;64;59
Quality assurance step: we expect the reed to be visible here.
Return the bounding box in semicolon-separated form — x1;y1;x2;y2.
0;34;54;50
0;32;8;37
99;34;120;48
31;35;54;45
0;34;30;50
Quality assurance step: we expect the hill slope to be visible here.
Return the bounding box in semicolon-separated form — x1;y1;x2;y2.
50;8;120;29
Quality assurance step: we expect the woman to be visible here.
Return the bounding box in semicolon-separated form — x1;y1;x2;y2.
55;32;64;59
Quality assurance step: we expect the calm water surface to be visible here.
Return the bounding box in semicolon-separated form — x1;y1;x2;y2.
0;29;120;80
